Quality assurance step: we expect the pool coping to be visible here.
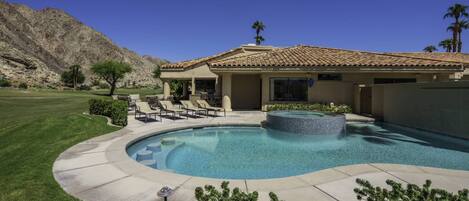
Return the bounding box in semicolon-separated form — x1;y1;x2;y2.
53;112;469;201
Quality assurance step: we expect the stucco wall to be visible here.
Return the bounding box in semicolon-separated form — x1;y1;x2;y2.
231;74;261;109
309;81;354;105
372;81;469;139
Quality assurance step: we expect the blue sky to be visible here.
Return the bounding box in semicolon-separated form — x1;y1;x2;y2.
6;0;469;62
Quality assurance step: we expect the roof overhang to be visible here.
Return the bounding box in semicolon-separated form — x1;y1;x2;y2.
209;65;464;73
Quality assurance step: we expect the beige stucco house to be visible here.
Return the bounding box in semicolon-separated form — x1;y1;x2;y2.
161;45;466;114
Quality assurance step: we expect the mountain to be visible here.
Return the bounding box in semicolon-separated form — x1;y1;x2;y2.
0;1;165;87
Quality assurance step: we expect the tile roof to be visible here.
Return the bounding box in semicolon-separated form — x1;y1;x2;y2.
161;45;274;70
161;48;243;70
209;45;465;71
388;52;469;64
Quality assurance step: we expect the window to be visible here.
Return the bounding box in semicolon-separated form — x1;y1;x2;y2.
318;73;342;81
374;78;416;84
270;78;308;101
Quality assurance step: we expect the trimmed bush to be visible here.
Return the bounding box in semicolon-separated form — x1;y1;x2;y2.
266;103;352;114
89;99;128;126
110;101;128;126
354;178;469;201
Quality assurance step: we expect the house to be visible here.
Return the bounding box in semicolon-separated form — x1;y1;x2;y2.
160;45;466;114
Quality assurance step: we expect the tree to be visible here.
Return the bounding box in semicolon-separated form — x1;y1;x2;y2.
61;64;85;89
91;60;132;96
457;20;469;52
444;3;468;52
0;75;11;87
152;64;161;79
423;45;437;52
439;39;453;52
252;20;266;45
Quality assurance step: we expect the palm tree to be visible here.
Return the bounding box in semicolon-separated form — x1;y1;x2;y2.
439;39;453;52
444;3;468;52
251;20;266;45
457;20;469;52
447;23;458;52
423;45;437;53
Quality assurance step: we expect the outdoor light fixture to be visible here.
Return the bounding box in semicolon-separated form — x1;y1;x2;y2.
157;186;174;201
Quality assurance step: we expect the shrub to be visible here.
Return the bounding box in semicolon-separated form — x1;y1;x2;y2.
18;82;28;89
0;76;11;87
79;85;91;91
265;103;352;114
98;82;110;89
89;99;128;126
354;178;469;201
110;100;128;126
195;181;281;201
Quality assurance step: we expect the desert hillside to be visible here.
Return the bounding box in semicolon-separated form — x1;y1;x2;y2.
0;1;166;87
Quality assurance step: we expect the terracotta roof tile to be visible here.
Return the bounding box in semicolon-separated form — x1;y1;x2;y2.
209;45;464;71
388;52;469;64
161;48;243;70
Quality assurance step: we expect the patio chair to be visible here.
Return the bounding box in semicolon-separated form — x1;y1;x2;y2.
145;95;160;109
129;94;140;110
158;100;187;119
180;100;208;117
196;99;226;117
135;102;162;122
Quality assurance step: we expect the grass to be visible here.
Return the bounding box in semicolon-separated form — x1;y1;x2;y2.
0;88;158;200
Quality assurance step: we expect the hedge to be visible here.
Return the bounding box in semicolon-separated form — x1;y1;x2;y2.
89;99;128;126
266;103;352;114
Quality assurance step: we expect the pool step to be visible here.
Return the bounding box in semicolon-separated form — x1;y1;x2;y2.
146;143;162;152
139;160;157;168
136;150;153;161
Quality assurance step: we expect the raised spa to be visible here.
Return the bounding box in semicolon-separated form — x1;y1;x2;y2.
265;110;346;135
126;125;469;179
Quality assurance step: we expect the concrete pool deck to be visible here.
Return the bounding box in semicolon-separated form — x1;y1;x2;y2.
53;111;469;201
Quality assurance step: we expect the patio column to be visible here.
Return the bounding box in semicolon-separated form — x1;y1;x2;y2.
191;77;196;95
260;74;269;111
163;80;171;100
214;76;221;97
182;81;188;97
221;73;232;112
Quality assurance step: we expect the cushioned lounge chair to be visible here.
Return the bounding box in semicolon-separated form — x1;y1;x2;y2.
180;100;208;117
135;102;162;122
158;100;187;119
196;100;226;117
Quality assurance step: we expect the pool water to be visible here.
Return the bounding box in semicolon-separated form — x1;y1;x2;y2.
126;124;469;179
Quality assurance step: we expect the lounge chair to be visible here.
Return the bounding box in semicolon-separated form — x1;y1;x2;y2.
180;100;208;117
145;95;160;109
158;100;187;119
135;102;162;122
128;94;141;111
196;100;226;117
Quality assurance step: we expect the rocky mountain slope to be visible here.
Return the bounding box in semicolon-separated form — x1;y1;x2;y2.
0;1;165;87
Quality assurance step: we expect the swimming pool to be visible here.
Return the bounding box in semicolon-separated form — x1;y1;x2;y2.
126;123;469;179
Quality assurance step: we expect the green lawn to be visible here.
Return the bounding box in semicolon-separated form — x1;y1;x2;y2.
0;88;158;201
